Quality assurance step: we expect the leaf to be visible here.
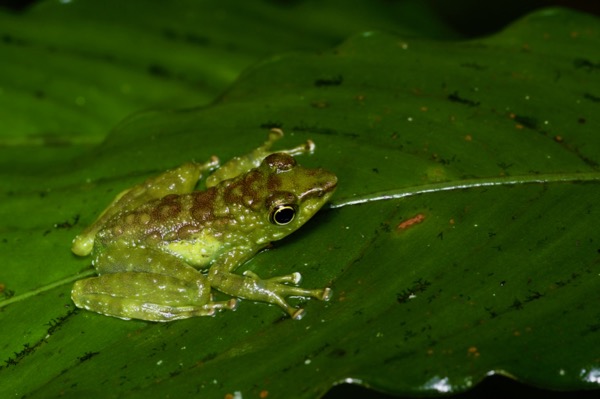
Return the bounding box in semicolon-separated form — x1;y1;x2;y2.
1;4;600;399
0;0;455;145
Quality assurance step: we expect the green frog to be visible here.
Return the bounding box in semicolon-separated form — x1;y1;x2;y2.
71;129;337;322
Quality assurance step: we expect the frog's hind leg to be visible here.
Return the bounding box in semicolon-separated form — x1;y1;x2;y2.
93;241;202;278
72;272;237;322
73;244;237;321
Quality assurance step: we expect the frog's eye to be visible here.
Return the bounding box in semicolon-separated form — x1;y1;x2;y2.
270;204;297;225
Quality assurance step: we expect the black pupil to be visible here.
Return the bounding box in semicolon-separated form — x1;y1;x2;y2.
274;206;295;224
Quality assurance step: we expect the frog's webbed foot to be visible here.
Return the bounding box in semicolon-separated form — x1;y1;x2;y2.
240;270;332;319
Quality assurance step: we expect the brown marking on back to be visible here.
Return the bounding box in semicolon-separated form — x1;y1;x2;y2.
124;213;136;225
137;213;151;225
150;194;183;222
223;179;244;205
241;170;264;208
191;187;217;223
223;169;266;210
267;174;282;191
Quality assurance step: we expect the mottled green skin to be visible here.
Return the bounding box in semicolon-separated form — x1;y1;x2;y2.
71;130;337;321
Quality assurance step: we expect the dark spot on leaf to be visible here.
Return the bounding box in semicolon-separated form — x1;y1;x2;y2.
448;91;480;107
327;348;347;358
379;222;392;233
485;306;498;318
497;161;513;171
396;278;431;304
292;123;338;136
3;343;34;369
0;0;36;12
260;121;283;129
4;357;17;367
54;215;80;229
314;75;343;87
510;299;523;310
573;58;600;71
583;92;600;102
524;290;543;303
578;117;586;124
148;64;171;78
1;287;15;299
78;351;100;362
1;33;27;45
513;115;539;130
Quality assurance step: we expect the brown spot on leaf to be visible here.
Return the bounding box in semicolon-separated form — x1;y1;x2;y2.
397;214;426;230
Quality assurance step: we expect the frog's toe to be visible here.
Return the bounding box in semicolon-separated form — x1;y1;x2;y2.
290;272;302;285
321;287;332;301
227;298;239;310
209;297;238;311
291;308;306;320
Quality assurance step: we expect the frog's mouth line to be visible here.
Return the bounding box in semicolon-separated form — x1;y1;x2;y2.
299;185;337;201
298;174;338;201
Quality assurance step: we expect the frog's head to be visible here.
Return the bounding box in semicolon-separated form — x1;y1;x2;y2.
246;152;337;244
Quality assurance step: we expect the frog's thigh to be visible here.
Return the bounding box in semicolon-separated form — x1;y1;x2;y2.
72;272;234;322
94;243;203;283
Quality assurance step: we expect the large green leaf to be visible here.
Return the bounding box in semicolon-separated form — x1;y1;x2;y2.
1;3;599;399
0;0;455;145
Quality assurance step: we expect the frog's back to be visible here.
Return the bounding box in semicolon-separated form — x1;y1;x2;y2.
96;188;227;246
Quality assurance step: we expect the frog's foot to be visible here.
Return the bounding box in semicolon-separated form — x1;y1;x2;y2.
241;270;331;319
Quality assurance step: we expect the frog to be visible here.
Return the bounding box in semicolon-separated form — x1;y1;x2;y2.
70;128;337;322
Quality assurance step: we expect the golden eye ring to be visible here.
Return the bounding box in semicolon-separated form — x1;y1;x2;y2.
270;204;296;225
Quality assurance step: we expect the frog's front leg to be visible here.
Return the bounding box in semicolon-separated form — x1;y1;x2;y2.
207;250;331;319
72;244;236;322
206;128;314;187
72;157;218;256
